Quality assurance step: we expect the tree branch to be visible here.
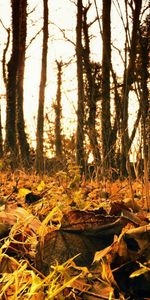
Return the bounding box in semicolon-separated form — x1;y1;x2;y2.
128;108;141;151
26;28;43;50
51;22;76;47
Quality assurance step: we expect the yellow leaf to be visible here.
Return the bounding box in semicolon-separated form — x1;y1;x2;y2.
130;266;150;278
37;180;45;192
18;188;31;197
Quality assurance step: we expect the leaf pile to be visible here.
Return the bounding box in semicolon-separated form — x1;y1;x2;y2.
0;171;150;299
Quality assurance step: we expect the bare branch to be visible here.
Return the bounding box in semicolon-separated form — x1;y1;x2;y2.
88;17;98;28
68;0;76;6
0;19;9;31
128;108;141;151
50;22;76;47
27;5;38;16
26;28;43;50
93;0;102;36
111;43;124;63
83;1;92;13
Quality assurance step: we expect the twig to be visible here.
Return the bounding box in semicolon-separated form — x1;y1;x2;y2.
25;259;46;279
27;5;38;16
26;28;43;50
50;22;76;47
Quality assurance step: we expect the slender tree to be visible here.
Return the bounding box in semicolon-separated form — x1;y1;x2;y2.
101;0;112;174
82;4;101;168
138;16;149;177
120;0;142;176
4;0;30;169
76;0;85;172
36;0;48;173
54;60;63;157
16;0;30;168
5;0;19;164
138;15;150;207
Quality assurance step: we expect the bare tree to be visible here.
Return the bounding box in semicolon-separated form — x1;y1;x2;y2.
139;16;149;176
82;3;101;168
16;0;30;168
4;0;30;169
76;0;85;172
138;15;150;208
101;0;112;174
36;0;49;174
120;0;142;176
5;0;19;165
54;60;63;157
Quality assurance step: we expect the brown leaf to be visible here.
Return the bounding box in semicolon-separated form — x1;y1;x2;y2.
36;212;129;275
61;210;121;231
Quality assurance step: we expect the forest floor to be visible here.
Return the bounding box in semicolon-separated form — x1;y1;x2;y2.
0;170;150;300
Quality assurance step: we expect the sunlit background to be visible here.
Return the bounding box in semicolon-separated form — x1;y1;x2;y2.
0;0;141;158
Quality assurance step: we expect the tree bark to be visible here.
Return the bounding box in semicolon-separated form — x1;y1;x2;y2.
5;0;19;165
121;0;142;176
36;0;48;174
16;0;30;168
76;0;85;172
55;60;63;157
82;5;101;167
101;0;112;175
139;18;149;178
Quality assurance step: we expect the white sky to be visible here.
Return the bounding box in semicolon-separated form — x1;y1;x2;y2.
0;0;146;151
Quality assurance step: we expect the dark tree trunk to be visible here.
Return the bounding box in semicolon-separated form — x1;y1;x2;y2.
36;0;48;174
5;0;19;164
139;19;149;177
82;5;101;167
138;16;150;205
109;67;122;177
101;0;112;175
54;60;63;157
16;0;30;168
121;0;142;176
76;0;85;172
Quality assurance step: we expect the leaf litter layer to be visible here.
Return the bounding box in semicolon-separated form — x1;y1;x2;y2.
0;170;150;299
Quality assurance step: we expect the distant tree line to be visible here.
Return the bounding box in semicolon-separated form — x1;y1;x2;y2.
0;0;149;180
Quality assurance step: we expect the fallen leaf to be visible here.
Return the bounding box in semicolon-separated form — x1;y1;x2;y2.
37;180;45;192
18;188;31;197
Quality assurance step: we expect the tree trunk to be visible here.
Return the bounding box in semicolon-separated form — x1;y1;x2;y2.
82;5;101;168
16;0;30;168
55;60;63;157
76;0;85;173
5;0;19;166
121;0;142;176
139;17;150;208
101;0;112;175
139;18;149;178
36;0;48;174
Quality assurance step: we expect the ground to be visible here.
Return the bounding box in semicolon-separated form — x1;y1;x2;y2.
0;170;150;299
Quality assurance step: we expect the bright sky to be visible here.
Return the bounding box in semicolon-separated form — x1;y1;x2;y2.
0;0;146;153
